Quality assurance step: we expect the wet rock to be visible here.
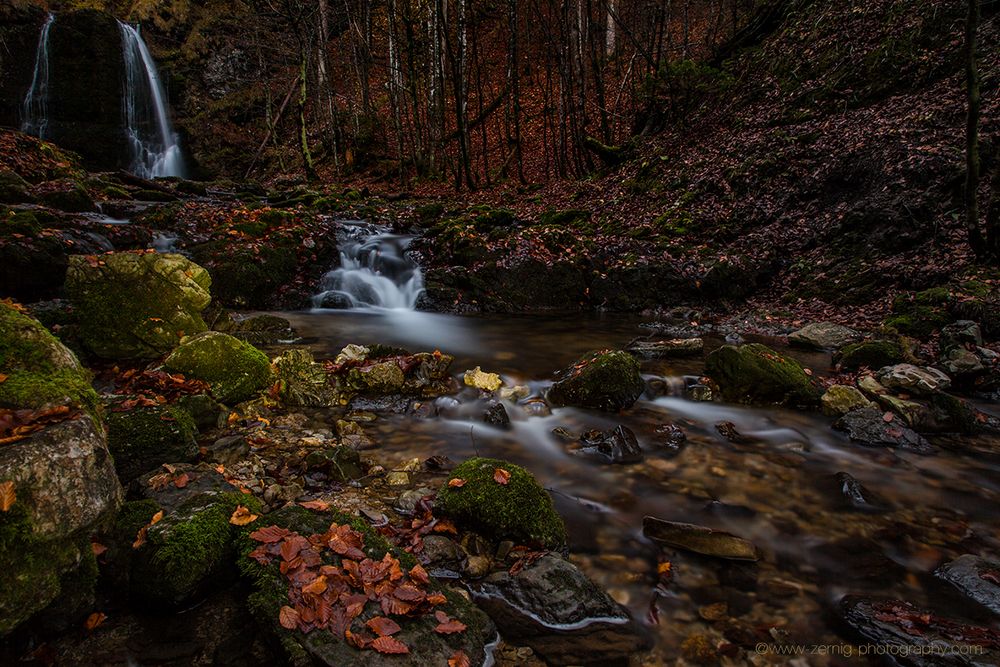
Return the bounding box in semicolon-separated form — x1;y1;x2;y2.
705;343;820;406
833;406;933;453
547;350;644;412
483;401;511;429
939;347;985;379
317;292;352;309
273;348;338;407
35;179;97;213
935;555;1000;616
877;393;927;427
437;457;566;549
654;422;687;454
176;393;225;430
66;252;211;359
304;446;365;482
837;340;904;371
579;425;643;463
464;366;503;391
0;170;31;204
857;374;889;398
627;338;703;358
230;314;296;345
165;332;274;405
105;404;199;483
521;397;552;417
876;363;951;395
941;320;983;351
336;419;376;450
419;535;467;577
788;322;861;350
472;553;650;666
715;421;753;444
499;385;530;401
386;457;422;486
839;596;1000;666
204;435;250;466
821;384;875;416
834;472;886;512
642;516;759;561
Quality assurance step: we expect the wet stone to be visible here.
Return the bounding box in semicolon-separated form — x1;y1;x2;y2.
483;401;511;429
834;472;887;512
834;406;933;453
642;516;759;561
579;425;643;464
935;554;1000;616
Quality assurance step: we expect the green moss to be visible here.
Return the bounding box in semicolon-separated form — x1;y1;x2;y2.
705;343;820;406
1;210;42;236
547;350;645;412
105;406;198;482
165;332;274;405
112;499;162;546
537;208;591;232
837;340;904;371
886;288;952;338
437;457;566;549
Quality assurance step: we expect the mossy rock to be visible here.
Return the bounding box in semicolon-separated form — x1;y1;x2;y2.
176;393;224;430
273;348;338;407
304;446;364;482
1;209;42;236
547;350;644;412
0;171;32;204
837;340;904;371
105;405;199;483
236;505;495;667
36;181;95;212
165;332;274;405
134;189;178;203
65;252;212;360
705;343;820;406
885;288;952;338
437;457;566;549
0;302;98;416
347;361;406;394
190;239;300;309
131;491;262;607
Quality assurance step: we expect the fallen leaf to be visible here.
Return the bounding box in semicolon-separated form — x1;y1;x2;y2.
0;373;7;383
84;612;106;631
434;610;467;634
173;472;190;488
299;499;330;511
366;616;402;636
371;635;409;654
448;478;466;488
0;481;15;512
229;505;259;526
279;605;299;630
449;650;472;667
91;541;108;557
493;468;511;485
883;412;895;423
250;525;292;543
302;574;328;595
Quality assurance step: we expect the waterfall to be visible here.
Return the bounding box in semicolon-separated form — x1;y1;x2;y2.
314;223;424;310
21;13;55;138
117;21;184;179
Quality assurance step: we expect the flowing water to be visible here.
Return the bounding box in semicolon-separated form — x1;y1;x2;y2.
21;13;55;138
118;21;185;179
312;221;424;310
271;228;1000;660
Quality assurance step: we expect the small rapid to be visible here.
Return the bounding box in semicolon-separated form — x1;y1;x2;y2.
313;221;424;310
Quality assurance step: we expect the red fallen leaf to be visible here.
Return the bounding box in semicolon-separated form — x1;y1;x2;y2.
250;525;292;544
493;468;511;485
299;499;330;511
449;650;472;667
434;610;467;634
448;478;466;488
173;472;190;488
393;584;425;602
85;611;106;631
371;635;409;654
882;412;894;423
279;605;299;630
409;563;430;585
366;616;402;636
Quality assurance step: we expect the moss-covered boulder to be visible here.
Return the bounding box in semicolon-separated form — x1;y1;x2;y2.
0;170;31;204
165;332;273;405
837;340;904;371
437;458;565;549
347;361;405;394
273;348;338;407
237;505;495;666
0;307;120;634
66;252;212;360
106;405;199;483
546;350;644;412
0;302;98;414
821;385;874;417
128;487;261;608
705;343;820;406
884;288;952;339
34;179;96;213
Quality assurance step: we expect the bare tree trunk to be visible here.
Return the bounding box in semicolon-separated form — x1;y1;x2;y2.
298;50;317;181
966;0;985;255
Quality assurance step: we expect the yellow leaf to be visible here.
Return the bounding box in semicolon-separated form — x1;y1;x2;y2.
229;505;259;526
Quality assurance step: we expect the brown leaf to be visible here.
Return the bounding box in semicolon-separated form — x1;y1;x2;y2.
279;605;299;630
0;373;7;383
173;472;190;488
91;541;108;557
85;612;106;631
0;481;15;512
366;616;402;636
449;650;472;667
447;478;466;488
229;505;259;526
302;575;328;595
299;499;330;511
371;635;410;654
493;468;511;485
434;611;467;634
250;525;292;543
409;563;430;585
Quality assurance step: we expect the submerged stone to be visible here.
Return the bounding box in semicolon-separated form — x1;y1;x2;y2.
627;338;703;358
579;425;643;463
642;516;759;561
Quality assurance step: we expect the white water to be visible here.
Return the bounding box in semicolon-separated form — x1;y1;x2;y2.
21;13;55;138
313;222;424;310
118;21;184;179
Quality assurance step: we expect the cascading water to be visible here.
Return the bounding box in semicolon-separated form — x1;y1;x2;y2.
21;13;55;138
313;222;424;310
118;21;184;179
